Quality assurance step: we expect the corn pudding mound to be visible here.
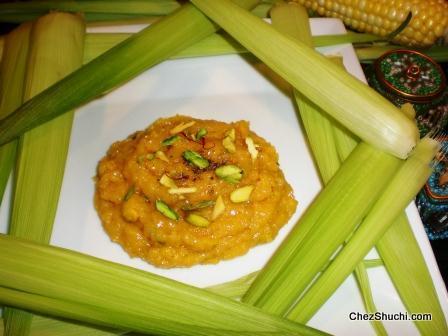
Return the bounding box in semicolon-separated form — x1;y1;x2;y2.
95;116;297;268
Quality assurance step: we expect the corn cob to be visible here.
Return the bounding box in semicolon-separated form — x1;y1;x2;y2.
293;0;448;46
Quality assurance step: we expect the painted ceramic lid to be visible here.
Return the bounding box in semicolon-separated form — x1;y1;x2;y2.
374;49;446;102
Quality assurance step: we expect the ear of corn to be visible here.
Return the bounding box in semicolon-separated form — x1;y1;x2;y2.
0;23;31;203
0;0;259;146
191;0;418;159
0;234;327;336
293;0;448;47
3;12;86;336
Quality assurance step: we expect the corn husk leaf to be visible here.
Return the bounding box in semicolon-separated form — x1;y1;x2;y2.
0;234;327;336
3;11;86;336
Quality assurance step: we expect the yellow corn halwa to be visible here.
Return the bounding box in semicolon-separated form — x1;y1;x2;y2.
95;115;297;268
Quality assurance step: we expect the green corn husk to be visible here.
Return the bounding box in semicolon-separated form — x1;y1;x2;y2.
0;23;31;203
312;31;384;46
206;271;259;300
328;60;448;336
352;263;388;336
355;45;448;63
0;1;274;23
287;138;440;322
269;4;386;334
0;256;390;336
191;0;418;159
83;32;247;64
3;12;86;336
0;234;327;336
0;1;181;21
0;0;258;146
0;315;123;336
241;4;396;327
243;141;402;314
377;214;448;335
271;5;447;334
6;31;438;67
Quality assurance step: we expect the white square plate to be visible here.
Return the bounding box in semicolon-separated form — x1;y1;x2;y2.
1;18;447;336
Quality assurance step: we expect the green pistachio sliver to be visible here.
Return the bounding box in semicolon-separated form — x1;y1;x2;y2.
183;150;209;169
182;200;215;211
230;185;254;203
215;165;243;184
155;200;179;220
222;136;236;153
186;213;210;227
196;128;207;140
162;134;180;146
123;185;135;201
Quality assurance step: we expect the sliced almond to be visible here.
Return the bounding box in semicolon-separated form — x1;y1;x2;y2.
159;174;177;189
170;121;196;134
245;137;258;160
168;187;197;194
155;150;169;162
212;195;225;220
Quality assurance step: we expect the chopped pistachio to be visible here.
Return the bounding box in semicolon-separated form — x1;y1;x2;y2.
123;185;135;201
196;128;207;141
230;185;254;203
245;137;259;160
137;153;155;165
155;200;179;220
215;165;243;184
212;195;225;220
162;134;180;146
182;200;215;211
226;128;236;141
183;150;209;169
155;150;169;163
186;213;210;227
168;187;197;194
159;174;177;189
170;121;196;134
222;136;236;153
